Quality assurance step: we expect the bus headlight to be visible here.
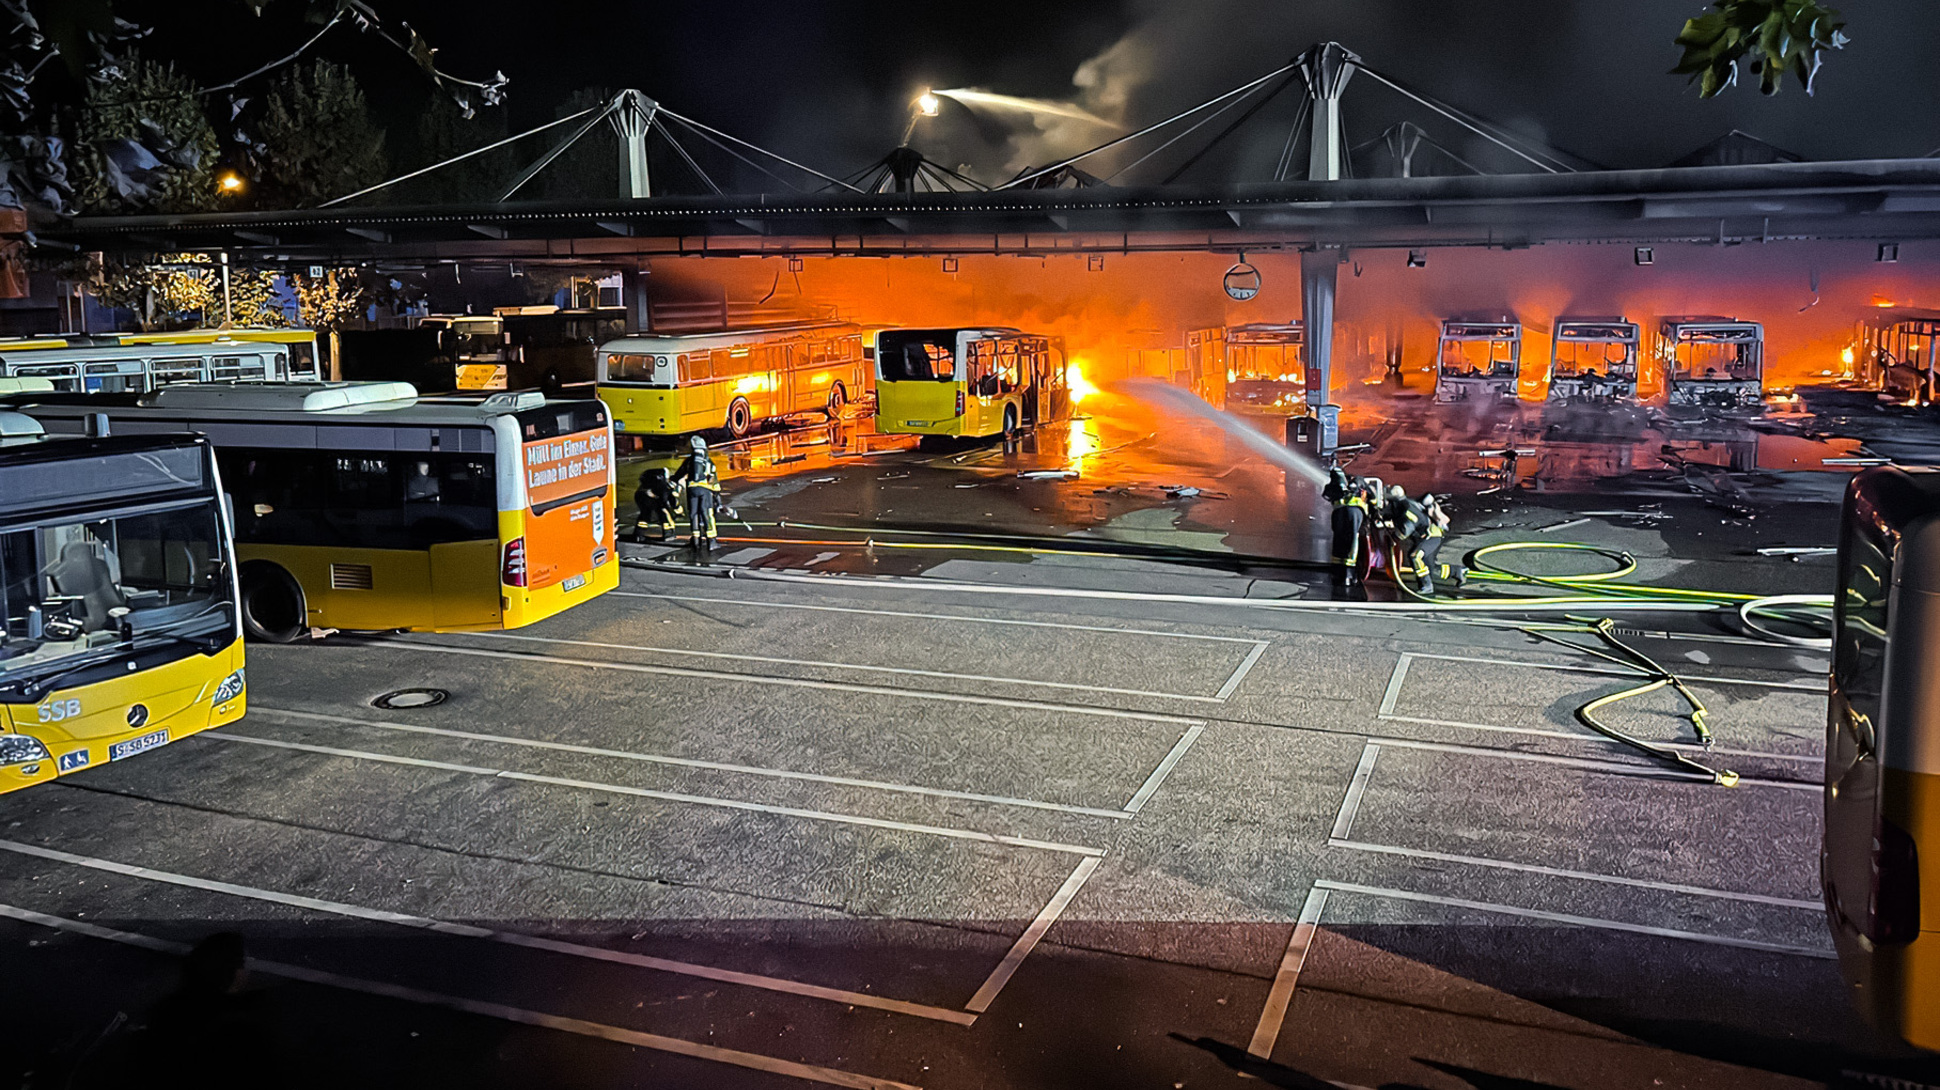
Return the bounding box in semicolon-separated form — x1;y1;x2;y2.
212;669;246;705
0;734;52;767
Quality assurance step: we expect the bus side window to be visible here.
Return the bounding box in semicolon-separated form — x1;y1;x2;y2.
684;354;712;383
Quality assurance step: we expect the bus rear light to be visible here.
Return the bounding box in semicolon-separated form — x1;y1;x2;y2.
955;390;964;416
502;537;528;587
1870;816;1921;944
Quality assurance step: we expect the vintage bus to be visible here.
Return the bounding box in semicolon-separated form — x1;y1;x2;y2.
0;328;319;393
0;397;246;796
1852;308;1940;406
1547;317;1640;402
599;322;867;440
1435;318;1522;403
874;327;1068;439
7;383;615;641
1825;465;1940;1051
1657;317;1764;409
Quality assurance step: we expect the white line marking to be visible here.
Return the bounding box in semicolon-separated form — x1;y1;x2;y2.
1326;840;1820;909
610;591;1261;643
1371;736;1820;792
375;641;1202;726
251;707;1132;821
0;838;976;1024
965;856;1101;1013
1214;641;1270;701
1313;880;1835;959
0;901;922;1090
206;734;1106;857
1377;654;1413;717
472;631;1225;703
1375;713;1821;764
1330;745;1381;841
1405;652;1826;693
1247;886;1330;1059
1122;723;1206;814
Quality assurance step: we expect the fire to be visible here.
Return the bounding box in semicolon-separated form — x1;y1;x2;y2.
1066;362;1100;405
1842;346;1855;365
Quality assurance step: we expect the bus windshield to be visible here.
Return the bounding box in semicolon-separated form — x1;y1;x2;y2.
0;502;232;695
878;332;957;381
1440;338;1517;377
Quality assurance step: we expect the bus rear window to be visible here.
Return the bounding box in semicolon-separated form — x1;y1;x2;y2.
878;334;955;381
515;402;608;441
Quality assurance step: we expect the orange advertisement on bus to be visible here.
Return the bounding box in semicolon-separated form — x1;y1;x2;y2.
520;425;613;589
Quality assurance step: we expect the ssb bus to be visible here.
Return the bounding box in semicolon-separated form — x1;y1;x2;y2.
1185;323;1306;416
1825;465;1940;1051
1657;317;1764;409
1434;318;1522;403
1547;317;1639;402
873;327;1069;439
0;394;245;796
1851;307;1940;406
7;383;616;641
598;322;867;440
0;328;319;393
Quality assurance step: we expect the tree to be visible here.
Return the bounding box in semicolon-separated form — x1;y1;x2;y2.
540;86;617;201
227;268;288;326
91;252;220;329
256;60;387;207
293;267;362;332
1674;1;1849;97
406;96;517;203
68;54;220;214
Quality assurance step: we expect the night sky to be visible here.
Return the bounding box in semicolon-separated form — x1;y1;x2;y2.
128;0;1940;190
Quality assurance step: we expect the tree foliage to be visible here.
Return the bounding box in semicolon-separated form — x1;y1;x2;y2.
292;267;363;332
256;59;387;207
406;97;516;203
91;252;220;329
1673;0;1849;97
69;54;220;213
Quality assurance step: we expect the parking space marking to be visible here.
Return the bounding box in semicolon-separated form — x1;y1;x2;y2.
965;856;1101;1013
473;631;1228;703
1378;655;1413;717
1326;840;1820;910
250;707;1135;820
1371;735;1819;792
0;838;977;1024
1214;642;1272;701
379;640;1203;726
0;901;921;1090
1121;724;1206;814
1329;744;1381;841
609;591;1262;644
1313;880;1835;959
1404;652;1826;693
207;734;1107;857
1247;885;1330;1059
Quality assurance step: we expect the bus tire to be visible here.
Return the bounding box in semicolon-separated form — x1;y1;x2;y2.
726;398;754;438
240;563;306;643
1002;404;1019;438
825;383;847;419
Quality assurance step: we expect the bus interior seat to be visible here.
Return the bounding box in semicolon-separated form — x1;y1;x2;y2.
48;541;127;633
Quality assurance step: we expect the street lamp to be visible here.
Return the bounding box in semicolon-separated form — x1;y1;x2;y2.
218;172;245;195
918;91;940;117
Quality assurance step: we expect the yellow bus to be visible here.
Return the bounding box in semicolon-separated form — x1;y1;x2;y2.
598;322;866;440
0;328;319;393
873;327;1068;439
9;383;616;641
0;401;245;796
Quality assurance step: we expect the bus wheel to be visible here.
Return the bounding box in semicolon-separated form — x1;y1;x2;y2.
825;383;847;419
241;563;306;643
726;398;754;438
1002;404;1019;438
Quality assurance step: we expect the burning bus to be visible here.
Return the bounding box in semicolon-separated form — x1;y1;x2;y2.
1435;317;1521;403
1547;317;1640;402
1657;317;1764;409
1186;323;1307;418
1852;307;1940;405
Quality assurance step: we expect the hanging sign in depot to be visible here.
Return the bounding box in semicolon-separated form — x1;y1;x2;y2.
1223;261;1261;301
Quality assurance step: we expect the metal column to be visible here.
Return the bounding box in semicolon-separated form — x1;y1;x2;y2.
611;90;657;199
1301;248;1341;453
1298;42;1358;183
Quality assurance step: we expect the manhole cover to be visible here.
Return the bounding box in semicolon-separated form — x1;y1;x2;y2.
372;688;448;710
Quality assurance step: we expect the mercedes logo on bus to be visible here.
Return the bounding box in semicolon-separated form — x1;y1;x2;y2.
126;704;149;729
1223;261;1261;301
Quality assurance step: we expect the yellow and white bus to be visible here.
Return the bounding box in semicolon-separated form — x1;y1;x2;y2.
598;322;866;440
9;383;616;641
873;327;1068;439
0;400;246;796
0;328;319;393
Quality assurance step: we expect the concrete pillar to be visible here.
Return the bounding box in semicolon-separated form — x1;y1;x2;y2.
1301;248;1341;453
1298;42;1358;182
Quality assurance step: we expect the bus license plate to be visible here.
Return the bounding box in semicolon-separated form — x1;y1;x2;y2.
562;574;587;592
109;730;169;761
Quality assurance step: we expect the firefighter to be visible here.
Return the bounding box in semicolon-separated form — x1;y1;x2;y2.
671;435;722;546
1387;485;1465;595
1327;469;1369;586
631;467;677;543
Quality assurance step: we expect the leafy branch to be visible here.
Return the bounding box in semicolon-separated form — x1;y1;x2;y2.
1672;0;1849;97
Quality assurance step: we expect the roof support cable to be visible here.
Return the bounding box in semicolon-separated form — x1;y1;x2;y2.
657;108;863;193
321;105;604;207
1352;64;1570;174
